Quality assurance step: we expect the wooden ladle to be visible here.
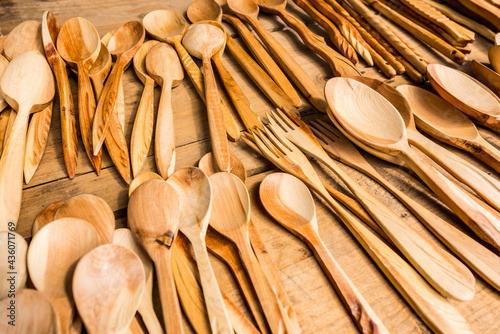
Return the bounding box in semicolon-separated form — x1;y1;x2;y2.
0;50;54;231
27;218;101;334
182;22;231;172
427;63;500;132
326;77;500;252
260;172;388;333
92;21;145;154
57;17;102;174
146;43;184;178
127;179;183;334
0;231;27;300
73;244;145;334
167;167;233;333
398;85;500;174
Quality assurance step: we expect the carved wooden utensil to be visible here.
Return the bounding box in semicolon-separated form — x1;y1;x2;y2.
0;231;27;299
199;152;247;183
3;20;44;61
32;200;65;235
471;59;500;96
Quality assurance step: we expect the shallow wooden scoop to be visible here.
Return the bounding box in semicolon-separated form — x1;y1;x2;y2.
3;20;44;61
27;218;101;334
73;244;145;334
187;0;222;22
0;231;27;300
0;50;54;231
427;63;500;132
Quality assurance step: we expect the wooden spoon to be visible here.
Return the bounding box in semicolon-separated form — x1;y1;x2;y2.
167;167;233;333
3;20;44;61
471;59;500;96
208;172;292;334
198;152;247;182
32;200;65;236
0;50;54;231
182;22;231;172
0;231;27;300
260;172;388;334
73;244;145;334
0;55;9;112
53;194;115;244
146;43;183;178
92;21;145;154
131;40;159;177
398;85;500;174
488;33;500;73
326;77;500;252
89;43;112;97
127;179;183;334
129;172;163;197
42;11;78;179
428;63;500;132
142;9;240;142
0;289;58;334
27;218;101;334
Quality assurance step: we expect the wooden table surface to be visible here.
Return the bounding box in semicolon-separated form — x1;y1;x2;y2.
2;0;500;333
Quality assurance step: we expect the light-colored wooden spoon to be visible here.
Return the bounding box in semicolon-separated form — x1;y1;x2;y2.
488;33;500;73
0;231;27;300
92;21;145;154
0;108;15;157
260;172;388;333
129;172;163;197
0;289;58;334
3;20;44;61
398;85;500;174
54;194;115;244
167;167;233;333
198;151;247;182
131;40;159;177
127;179;183;334
0;55;9;112
27;218;101;334
182;22;231;172
428;63;500;132
0;50;54;231
73;244;145;334
146;43;183;178
326;77;500;252
471;59;500;97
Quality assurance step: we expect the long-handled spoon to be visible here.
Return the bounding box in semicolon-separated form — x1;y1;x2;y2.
0;55;8;112
146;43;184;178
260;172;388;333
398;85;500;174
127;179;183;334
183;22;231;172
3;20;44;61
131;41;159;177
168;167;233;333
142;9;241;142
0;51;54;231
89;43;112;98
42;11;78;179
427;63;500;132
73;244;145;334
326;77;500;252
92;21;145;153
0;231;27;299
27;218;101;334
471;59;500;96
129;172;163;196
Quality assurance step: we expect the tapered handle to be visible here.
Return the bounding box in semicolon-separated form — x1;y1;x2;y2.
104;107;131;184
131;78;155;177
155;83;176;179
24;103;52;184
139;303;164;334
51;296;75;334
476;137;500;173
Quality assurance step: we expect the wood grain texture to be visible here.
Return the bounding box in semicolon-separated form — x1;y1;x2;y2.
24;103;52;184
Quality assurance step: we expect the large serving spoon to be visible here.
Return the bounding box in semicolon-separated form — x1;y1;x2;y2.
42;11;78;179
127;179;183;334
146;43;183;178
142;9;240;142
260;172;388;333
27;218;101;334
198;152;247;182
398;85;500;174
0;289;58;334
3;20;44;61
471;59;500;96
167;167;233;333
0;50;54;231
182;22;231;172
92;21;145;154
227;0;327;112
0;231;27;299
427;63;500;132
73;244;145;334
53;194;115;244
131;40;159;177
326;77;500;252
209;172;293;334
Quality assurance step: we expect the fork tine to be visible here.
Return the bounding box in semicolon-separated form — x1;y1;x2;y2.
269;109;293;132
275;108;299;129
310;124;334;146
241;132;264;156
264;125;295;155
266;111;286;133
253;128;284;159
315;120;343;139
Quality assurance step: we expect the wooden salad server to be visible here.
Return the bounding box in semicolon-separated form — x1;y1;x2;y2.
0;50;54;231
182;22;231;172
127;179;184;334
427;63;500;132
42;11;78;179
0;231;27;299
167;167;233;333
471;59;500;96
142;9;240;142
326;77;500;252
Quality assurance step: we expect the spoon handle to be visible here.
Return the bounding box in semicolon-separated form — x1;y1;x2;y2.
104;103;131;184
24;103;52;184
155;83;176;179
131;78;155;177
51;296;75;334
139;303;164;334
475;137;500;173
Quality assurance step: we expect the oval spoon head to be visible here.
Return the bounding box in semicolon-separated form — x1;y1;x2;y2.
32;200;65;236
133;40;160;85
53;194;115;244
0;231;27;300
57;17;101;68
113;228;153;280
146;43;184;87
182;22;225;59
42;11;61;62
3;20;44;61
227;0;260;18
129;172;163;197
143;10;187;42
198;152;247;182
107;21;145;57
187;0;223;23
73;244;145;334
89;43;111;80
254;0;287;11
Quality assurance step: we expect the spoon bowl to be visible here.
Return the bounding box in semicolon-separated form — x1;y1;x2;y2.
57;17;100;66
142;10;187;42
0;232;27;299
107;22;144;56
182;22;225;59
187;0;223;23
32;200;65;235
198;152;247;182
3;20;44;61
133;40;160;85
129;172;163;196
228;0;260;18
